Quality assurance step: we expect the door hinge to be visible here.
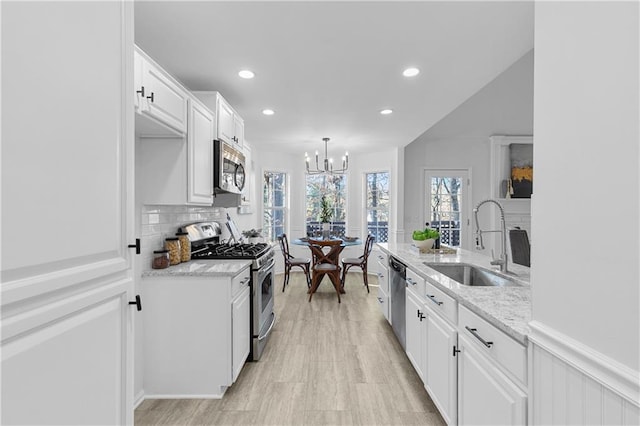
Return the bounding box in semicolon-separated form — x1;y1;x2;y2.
128;238;141;255
453;345;461;357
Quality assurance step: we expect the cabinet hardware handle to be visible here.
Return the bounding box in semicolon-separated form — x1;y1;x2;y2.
453;345;461;356
147;92;155;102
240;277;250;285
407;277;416;286
377;297;383;304
129;295;142;311
136;86;145;97
128;238;141;255
419;312;426;321
427;294;443;306
465;326;493;348
417;309;421;318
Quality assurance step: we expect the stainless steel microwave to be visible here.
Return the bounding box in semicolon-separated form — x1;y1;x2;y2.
214;140;245;194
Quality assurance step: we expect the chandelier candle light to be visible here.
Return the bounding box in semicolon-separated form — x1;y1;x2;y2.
305;137;348;175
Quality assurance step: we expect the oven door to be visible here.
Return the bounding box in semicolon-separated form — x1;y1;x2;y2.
251;256;275;360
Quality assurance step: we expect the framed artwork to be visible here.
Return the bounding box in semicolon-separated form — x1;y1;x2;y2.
509;143;533;198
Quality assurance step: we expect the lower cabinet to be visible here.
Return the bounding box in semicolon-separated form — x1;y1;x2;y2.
405;286;426;381
377;284;390;323
376;260;390;322
424;305;458;425
231;285;251;382
457;334;527;425
142;266;251;398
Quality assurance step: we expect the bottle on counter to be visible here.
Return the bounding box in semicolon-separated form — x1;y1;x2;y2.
176;232;191;262
152;249;170;269
164;237;181;265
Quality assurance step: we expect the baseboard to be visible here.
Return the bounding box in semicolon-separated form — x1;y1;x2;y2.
134;390;145;409
143;393;225;399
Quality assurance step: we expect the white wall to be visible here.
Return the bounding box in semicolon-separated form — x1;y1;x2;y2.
532;1;639;371
404;50;534;252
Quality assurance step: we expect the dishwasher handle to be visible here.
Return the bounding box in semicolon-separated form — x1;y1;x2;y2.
389;256;406;276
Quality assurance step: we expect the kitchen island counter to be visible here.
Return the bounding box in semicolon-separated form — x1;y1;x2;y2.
142;259;252;278
377;242;531;344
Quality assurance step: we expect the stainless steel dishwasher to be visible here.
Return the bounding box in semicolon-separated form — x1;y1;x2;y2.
389;256;407;349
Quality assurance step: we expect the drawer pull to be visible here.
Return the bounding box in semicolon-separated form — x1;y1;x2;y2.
240;277;250;285
377;297;384;304
427;294;443;306
407;277;417;286
465;326;493;348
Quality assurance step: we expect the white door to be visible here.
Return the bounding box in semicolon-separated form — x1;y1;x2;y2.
424;169;471;250
424;309;458;425
2;2;135;424
457;335;527;426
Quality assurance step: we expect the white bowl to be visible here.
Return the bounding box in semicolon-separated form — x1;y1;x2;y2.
412;238;435;250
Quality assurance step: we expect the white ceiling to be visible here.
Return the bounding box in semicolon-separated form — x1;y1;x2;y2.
134;1;534;156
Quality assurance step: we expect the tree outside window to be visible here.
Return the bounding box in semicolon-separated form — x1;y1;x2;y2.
305;174;347;236
263;171;287;242
366;172;389;242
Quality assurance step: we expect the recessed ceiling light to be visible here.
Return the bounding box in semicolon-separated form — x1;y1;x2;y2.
402;67;420;77
380;109;393;115
262;109;275;116
238;70;255;79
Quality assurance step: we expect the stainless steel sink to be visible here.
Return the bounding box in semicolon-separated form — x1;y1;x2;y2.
423;263;521;287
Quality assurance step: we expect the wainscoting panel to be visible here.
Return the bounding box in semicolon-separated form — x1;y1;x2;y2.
529;321;639;425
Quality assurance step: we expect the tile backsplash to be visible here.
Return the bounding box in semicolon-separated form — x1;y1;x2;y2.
140;205;226;269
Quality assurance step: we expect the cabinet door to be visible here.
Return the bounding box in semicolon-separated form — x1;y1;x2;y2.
188;98;214;205
134;50;143;111
232;285;251;382
458;335;527;426
377;262;389;294
217;96;235;144
377;285;390;323
425;308;458;425
233;113;244;148
141;57;188;133
405;288;425;381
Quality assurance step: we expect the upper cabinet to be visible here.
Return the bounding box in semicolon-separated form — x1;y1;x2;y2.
194;91;244;149
134;48;188;137
187;97;215;205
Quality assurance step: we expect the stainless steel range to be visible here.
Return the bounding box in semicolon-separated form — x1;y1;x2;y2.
182;221;276;361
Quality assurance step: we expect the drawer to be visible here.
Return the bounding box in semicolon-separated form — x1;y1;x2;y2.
458;304;527;385
406;268;425;296
231;266;251;298
376;262;389;294
424;280;457;325
377;285;390;323
374;250;388;266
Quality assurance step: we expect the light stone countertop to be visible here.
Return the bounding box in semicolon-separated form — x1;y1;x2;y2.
142;259;252;278
377;242;531;344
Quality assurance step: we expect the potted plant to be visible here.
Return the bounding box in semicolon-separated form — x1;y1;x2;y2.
242;228;263;244
412;227;440;250
319;195;333;236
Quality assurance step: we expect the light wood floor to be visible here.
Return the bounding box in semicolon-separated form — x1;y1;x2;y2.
135;273;446;426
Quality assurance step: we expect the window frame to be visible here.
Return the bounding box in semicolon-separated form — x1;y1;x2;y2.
363;170;390;243
262;169;288;243
304;173;348;237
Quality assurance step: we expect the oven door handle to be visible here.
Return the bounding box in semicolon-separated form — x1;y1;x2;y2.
258;312;276;341
261;257;276;276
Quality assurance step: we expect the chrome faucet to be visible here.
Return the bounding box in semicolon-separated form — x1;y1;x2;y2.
473;199;508;273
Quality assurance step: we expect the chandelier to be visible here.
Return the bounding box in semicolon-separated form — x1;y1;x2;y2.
305;137;349;175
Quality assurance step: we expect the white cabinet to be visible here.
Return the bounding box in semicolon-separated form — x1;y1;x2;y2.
135;47;188;136
232;285;251;382
424;305;458;425
193;91;244;148
376;256;390;322
405;286;426;381
458;334;527;426
142;265;251;397
2;2;134;424
188;97;215;205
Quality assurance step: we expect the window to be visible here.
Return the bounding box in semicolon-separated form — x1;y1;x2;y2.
263;171;287;242
305;174;347;237
425;170;470;248
366;171;389;242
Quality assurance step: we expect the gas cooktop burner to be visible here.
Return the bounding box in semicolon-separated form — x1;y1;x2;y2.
192;242;271;260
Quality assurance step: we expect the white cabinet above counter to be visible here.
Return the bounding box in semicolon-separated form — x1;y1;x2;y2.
193;91;244;150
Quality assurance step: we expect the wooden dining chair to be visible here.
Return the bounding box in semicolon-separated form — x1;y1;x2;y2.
340;235;375;293
277;234;311;292
307;239;344;303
